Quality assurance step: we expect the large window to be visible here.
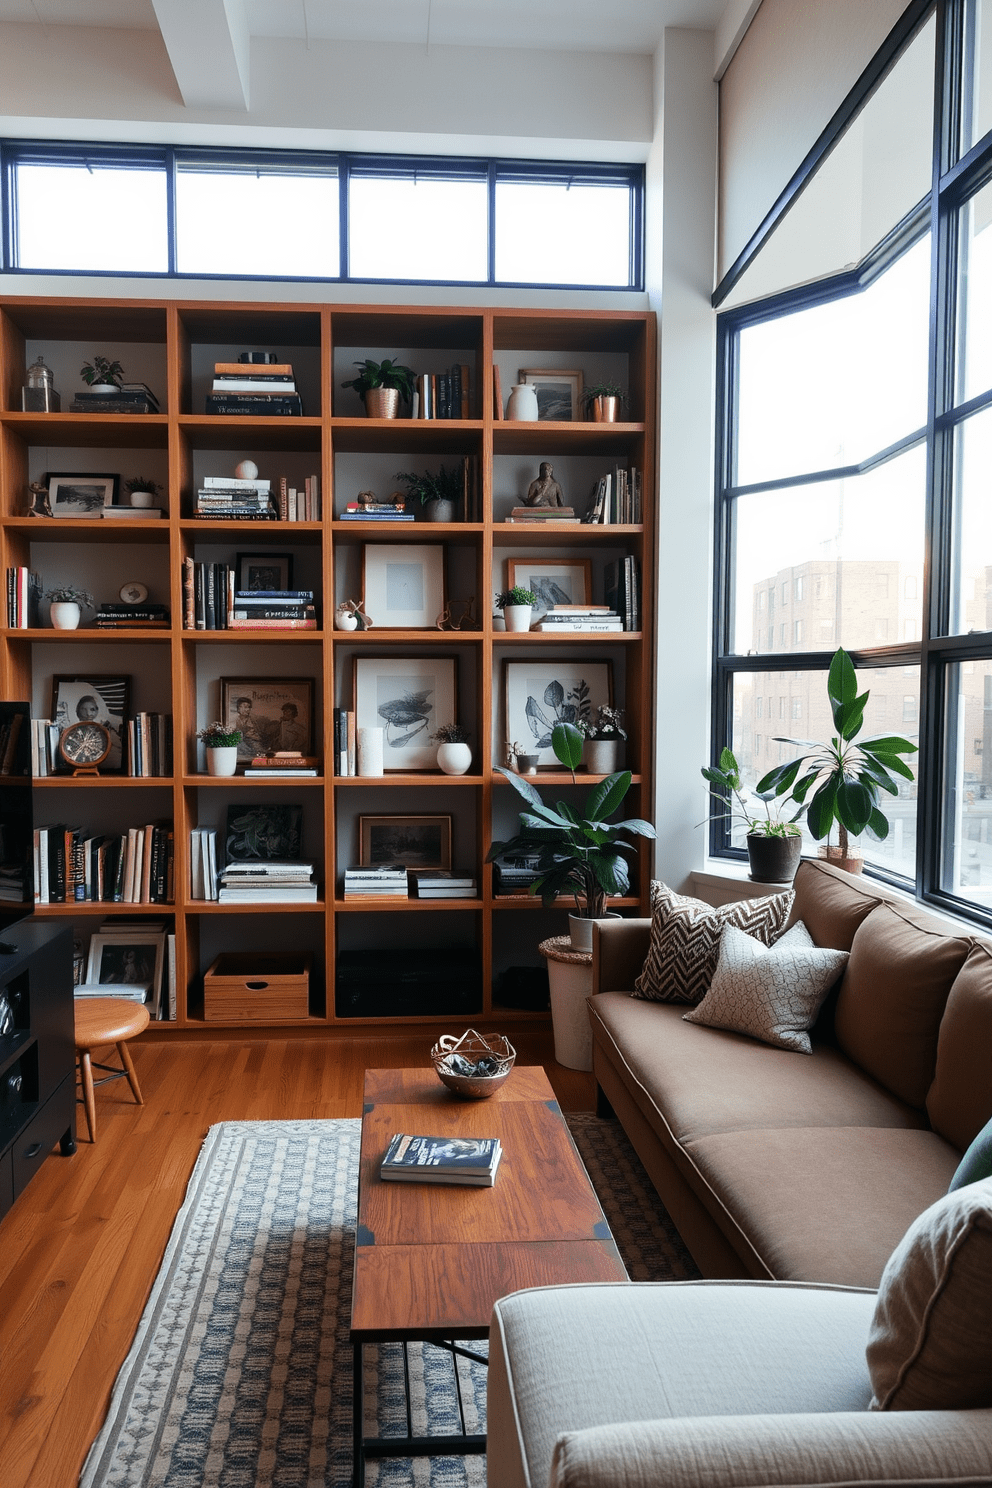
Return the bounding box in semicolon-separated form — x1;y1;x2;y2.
0;143;642;291
712;0;992;928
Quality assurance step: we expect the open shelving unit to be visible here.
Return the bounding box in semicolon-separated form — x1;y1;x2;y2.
0;297;657;1035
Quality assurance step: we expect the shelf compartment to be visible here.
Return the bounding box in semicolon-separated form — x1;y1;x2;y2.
181;774;325;787
331;418;481;455
333;773;482;785
178;416;323;453
5;518;171;546
334;897;479;910
1;413;169;449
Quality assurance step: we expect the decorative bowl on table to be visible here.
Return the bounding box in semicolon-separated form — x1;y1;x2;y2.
431;1029;516;1099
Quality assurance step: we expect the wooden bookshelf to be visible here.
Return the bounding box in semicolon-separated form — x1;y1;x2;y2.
0;297;657;1033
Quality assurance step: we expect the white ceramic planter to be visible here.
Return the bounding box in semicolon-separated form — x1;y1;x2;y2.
567;910;622;955
129;490;155;508
205;745;238;776
503;604;532;633
437;741;472;775
49;601;80;630
584;739;621;775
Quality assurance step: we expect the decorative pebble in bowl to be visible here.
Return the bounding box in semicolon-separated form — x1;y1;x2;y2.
431;1028;516;1099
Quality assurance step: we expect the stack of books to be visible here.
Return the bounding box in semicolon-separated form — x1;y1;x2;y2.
491;852;541;896
534;605;623;634
74;980;152;1004
102;504;164;521
229;590;317;631
275;475;321;521
380;1132;502;1186
217;862;317;903
95;602;170;629
205;360;303;417
505;506;579;524
126;712;173;776
339;501;414;522
244;751;319;777
409;870;478;898
194;474;276;520
69;382;159;414
343;863;408;898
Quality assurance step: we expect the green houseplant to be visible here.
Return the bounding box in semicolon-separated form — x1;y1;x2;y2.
342;358;415;418
702;746;804;883
197;721;242;777
394;464;463;522
495;585;537;633
79;356;124;390
487;720;656;949
756;647;918;873
44;584;93;630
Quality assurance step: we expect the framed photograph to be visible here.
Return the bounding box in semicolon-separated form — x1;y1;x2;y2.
354;655;457;771
506;558;592;613
51;674;130;773
86;932;165;999
362;544;445;629
46;472;118;518
518;369;583;422
504;659;613;766
225;803;303;862
359;815;452;871
220;677;314;761
235;552;294;591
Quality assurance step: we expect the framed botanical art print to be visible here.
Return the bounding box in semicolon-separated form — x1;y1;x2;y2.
362;544;445;629
517;369;583;422
359;814;452;870
504;659;613;766
220;677;314;761
354;656;457;771
506;557;592;613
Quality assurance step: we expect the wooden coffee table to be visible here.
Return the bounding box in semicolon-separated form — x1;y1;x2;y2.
351;1065;627;1483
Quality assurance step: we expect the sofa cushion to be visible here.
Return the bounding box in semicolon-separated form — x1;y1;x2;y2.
787;856;884;950
927;940;992;1152
867;1178;992;1410
683;921;848;1054
632;881;794;1005
834;902;971;1110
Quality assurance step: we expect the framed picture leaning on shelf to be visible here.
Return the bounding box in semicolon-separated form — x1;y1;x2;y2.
46;472;119;518
354;655;457;771
235;552;293;591
220;677;314;761
518;369;583;421
359;815;452;870
361;544;445;629
504;659;613;767
51;674;130;773
225;803;304;861
506;557;592;612
86;932;164;998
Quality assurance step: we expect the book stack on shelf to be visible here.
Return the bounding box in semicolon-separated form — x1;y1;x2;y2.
505;506;579;524
95;601;170;629
380;1132;502;1187
276;475;321;521
217;862;317;904
34;821;174;904
69;382;159;415
5;567;41;628
126;713;173;777
339;500;414;523
194;474;276;520
410;870;478;898
534;605;623;634
229;589;317;631
102;505;164;521
343;864;408;898
604;556;641;631
205;358;303;417
244;752;319;778
491;852;541;897
584;465;642;525
413;365;470;420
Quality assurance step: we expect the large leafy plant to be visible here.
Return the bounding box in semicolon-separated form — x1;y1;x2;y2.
702;747;801;838
486;721;655;920
756;647;917;856
341;357;415;401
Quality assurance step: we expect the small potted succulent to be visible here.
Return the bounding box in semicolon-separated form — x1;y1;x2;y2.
341;358;415;419
702;746;804;884
582;382;628;423
79;356;124;393
394;464;463;523
495;586;537;633
579;705;627;775
124;475;161;509
197;721;242;777
431;722;472;776
44;585;93;630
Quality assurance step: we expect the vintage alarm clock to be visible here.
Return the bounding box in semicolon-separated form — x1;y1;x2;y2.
58;719;112;775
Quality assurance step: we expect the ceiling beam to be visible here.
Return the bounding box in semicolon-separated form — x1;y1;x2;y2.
151;0;250;111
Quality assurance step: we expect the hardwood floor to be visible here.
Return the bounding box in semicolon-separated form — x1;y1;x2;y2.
0;1030;594;1488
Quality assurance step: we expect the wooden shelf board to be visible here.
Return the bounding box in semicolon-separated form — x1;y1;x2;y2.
2;413;169;449
335;898;482;910
333;773;482;785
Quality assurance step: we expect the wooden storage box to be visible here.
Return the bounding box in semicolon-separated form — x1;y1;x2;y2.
203;953;312;1022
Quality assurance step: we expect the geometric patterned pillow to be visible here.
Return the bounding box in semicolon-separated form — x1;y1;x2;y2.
631;881;795;1005
681;920;849;1052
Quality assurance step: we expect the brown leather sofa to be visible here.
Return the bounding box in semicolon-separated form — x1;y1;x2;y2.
588;856;991;1288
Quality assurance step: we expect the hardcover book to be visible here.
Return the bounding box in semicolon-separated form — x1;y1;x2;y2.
380;1133;502;1185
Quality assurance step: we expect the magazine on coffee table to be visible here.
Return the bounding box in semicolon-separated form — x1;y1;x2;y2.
380;1133;502;1186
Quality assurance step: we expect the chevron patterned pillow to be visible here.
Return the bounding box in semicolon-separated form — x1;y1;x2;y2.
631;881;795;1004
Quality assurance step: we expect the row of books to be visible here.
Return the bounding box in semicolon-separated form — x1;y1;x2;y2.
412;365;471;420
5;567;41;628
69;382;160;414
604;555;642;632
380;1132;502;1186
585;465;643;525
29;715;173;777
181;562;317;630
343;866;478;899
33;821;174;904
533;604;623;633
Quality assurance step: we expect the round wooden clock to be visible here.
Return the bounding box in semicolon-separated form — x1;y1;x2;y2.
58;720;112;775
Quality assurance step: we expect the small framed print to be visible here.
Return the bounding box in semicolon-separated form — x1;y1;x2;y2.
46;472;118;518
220;676;315;760
235;552;293;591
51;674;130;773
354;655;457;771
518;369;583;422
506;557;592;613
86;932;164;999
362;544;445;629
504;658;613;766
359;814;452;871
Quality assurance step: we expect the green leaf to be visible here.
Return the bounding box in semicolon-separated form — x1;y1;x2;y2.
835;779;873;835
866;806;890;841
584;771;631;820
755;759;802;797
494;764;545;809
616;817;657;838
806;778;838;839
860;734;918;756
718;746;739;776
552;721;584;771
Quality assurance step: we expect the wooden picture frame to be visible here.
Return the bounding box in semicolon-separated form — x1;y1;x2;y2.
46;472;118;518
359;815;452;870
51;674;130;773
362;544;445;629
353;655;457;771
506;557;593;613
235;552;294;591
518;369;583;422
220;676;315;761
504;658;613;766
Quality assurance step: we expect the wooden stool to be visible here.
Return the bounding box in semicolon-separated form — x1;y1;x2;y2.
74;998;150;1142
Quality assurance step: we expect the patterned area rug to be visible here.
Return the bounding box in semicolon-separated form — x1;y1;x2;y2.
81;1114;698;1488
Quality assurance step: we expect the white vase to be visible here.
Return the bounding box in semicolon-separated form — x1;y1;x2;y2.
50;601;80;630
335;605;359;631
503;604;532;633
568;910;622;955
357;726;384;777
206;745;238;776
506;383;539;421
437;741;472;775
585;739;621;774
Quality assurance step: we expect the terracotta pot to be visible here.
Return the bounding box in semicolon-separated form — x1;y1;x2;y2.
747;833;802;884
818;844;865;875
364;387;400;419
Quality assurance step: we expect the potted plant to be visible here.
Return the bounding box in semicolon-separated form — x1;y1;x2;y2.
124;475;160;509
79;356;124;393
582;382;628;423
756;647;918;875
702;746;804;883
506;740;539;775
394;464;463;523
487;720;656;952
579;705;627;775
341;358;415;419
431;722;472;775
495;586;537;633
197;721;242;777
44;585;93;631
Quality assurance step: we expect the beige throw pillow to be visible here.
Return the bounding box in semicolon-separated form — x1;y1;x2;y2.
631;881;795;1005
682;921;849;1052
867;1178;992;1410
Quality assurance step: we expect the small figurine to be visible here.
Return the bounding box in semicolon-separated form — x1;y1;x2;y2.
25;480;51;517
524;461;566;508
336;598;373;630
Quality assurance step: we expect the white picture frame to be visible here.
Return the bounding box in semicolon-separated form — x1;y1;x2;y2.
504;659;613;766
362;544;446;629
354;655;457;771
86;931;165;1000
